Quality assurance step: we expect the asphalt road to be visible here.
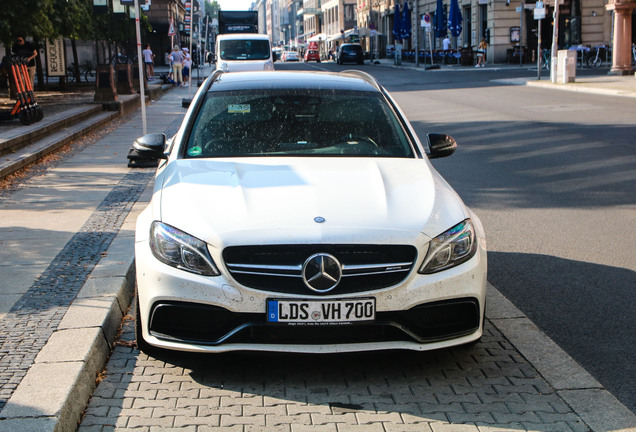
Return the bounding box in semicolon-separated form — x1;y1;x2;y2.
279;60;636;412
301;60;636;413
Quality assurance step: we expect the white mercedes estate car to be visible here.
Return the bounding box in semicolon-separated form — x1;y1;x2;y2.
133;70;487;354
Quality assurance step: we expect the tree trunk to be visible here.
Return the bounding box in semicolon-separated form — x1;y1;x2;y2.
34;37;44;91
71;39;81;82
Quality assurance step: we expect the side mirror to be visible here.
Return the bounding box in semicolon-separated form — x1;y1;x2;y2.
182;98;192;108
128;133;167;167
133;133;167;154
426;133;457;159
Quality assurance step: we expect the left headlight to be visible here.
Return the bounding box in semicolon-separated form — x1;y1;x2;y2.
149;221;220;276
419;219;477;274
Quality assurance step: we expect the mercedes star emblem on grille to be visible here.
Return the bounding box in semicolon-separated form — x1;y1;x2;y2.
302;253;342;292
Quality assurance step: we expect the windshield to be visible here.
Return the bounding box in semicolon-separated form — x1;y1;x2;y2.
343;46;362;53
219;39;271;61
184;89;415;158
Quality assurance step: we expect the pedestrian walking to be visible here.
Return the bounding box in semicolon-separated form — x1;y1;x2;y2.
142;43;155;80
182;47;191;87
169;46;183;86
476;38;487;67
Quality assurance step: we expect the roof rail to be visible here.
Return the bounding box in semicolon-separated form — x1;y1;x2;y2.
340;69;382;91
206;69;226;89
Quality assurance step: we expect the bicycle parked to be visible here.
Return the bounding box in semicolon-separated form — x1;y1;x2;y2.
66;60;94;82
587;45;611;69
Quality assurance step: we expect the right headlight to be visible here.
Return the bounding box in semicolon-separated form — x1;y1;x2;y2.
419;219;477;274
149;221;220;276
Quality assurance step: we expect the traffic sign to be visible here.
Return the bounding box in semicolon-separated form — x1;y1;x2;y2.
422;14;431;28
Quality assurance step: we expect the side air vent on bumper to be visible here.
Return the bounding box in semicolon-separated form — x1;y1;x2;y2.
148;298;481;346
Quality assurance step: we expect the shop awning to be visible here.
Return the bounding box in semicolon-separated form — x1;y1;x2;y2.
307;33;327;42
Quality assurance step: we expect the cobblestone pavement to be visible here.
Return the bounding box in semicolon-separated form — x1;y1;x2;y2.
0;170;153;410
79;310;590;432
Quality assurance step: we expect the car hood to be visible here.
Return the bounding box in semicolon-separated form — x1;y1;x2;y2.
157;158;467;246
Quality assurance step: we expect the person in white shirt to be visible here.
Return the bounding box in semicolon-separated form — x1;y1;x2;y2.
442;36;451;53
142;44;155;80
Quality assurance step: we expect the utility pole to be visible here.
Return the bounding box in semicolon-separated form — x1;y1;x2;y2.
133;0;146;135
369;1;373;63
550;0;560;83
520;0;524;67
415;0;419;67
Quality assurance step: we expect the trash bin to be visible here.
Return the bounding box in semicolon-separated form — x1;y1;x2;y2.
557;50;576;83
460;47;473;66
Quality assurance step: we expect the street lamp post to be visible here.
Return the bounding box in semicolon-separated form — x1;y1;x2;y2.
550;0;560;83
368;1;381;64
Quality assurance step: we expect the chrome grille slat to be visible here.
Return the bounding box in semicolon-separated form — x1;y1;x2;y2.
223;244;417;295
229;270;303;278
342;268;411;277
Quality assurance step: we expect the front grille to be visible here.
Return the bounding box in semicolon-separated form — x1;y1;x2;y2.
223;244;418;295
148;298;481;346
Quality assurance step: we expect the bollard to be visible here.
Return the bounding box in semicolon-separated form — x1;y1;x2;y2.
94;65;118;102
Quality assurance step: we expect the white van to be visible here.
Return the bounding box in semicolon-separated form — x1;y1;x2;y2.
215;34;274;72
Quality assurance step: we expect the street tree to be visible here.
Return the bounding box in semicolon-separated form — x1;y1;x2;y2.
50;0;94;84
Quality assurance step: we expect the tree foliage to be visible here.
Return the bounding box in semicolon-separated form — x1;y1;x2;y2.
205;0;220;18
0;0;149;50
50;0;95;40
0;0;97;49
0;0;55;48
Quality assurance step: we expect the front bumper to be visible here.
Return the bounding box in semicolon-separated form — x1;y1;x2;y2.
135;236;487;353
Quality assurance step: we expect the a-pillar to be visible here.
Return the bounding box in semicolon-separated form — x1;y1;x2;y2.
606;0;635;75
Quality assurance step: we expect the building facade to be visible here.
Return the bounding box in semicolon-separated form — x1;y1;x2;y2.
354;0;633;65
143;0;205;65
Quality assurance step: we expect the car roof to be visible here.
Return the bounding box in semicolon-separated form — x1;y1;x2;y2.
209;71;381;93
217;33;270;41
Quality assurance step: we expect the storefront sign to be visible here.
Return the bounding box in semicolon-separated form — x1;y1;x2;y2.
46;38;66;77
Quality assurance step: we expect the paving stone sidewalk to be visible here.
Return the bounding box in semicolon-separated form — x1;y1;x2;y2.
79;311;596;432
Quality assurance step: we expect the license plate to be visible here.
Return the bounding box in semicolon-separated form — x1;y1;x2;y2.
267;298;375;324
